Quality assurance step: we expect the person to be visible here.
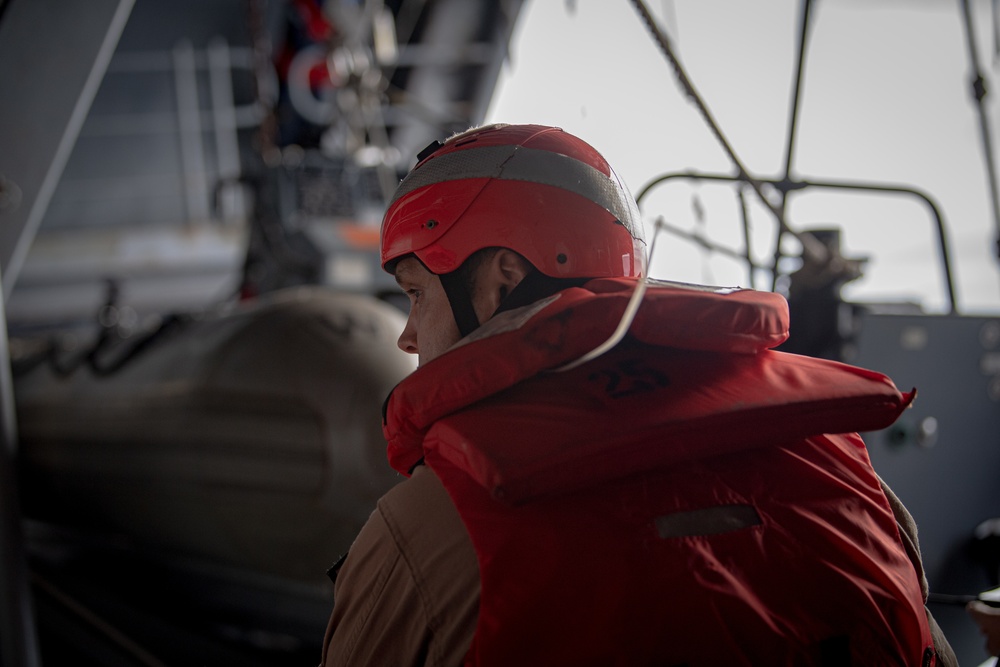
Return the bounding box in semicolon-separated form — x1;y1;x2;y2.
320;123;957;666
969;597;1000;659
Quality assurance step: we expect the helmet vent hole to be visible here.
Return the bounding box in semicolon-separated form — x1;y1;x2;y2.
425;220;438;229
556;253;568;264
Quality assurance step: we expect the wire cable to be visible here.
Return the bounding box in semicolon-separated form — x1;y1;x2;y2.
627;0;828;267
553;218;665;372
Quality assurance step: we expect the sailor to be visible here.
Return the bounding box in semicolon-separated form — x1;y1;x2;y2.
320;123;956;666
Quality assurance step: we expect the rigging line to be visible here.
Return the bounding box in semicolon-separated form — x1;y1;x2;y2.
627;0;828;267
994;0;1000;63
657;213;769;272
960;0;1000;264
781;0;813;185
771;0;815;291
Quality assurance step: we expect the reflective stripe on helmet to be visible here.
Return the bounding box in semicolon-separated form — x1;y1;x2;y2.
390;144;642;235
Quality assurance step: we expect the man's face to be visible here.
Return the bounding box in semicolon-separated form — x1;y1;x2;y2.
393;257;462;366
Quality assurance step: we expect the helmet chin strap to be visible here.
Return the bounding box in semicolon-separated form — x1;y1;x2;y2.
440;267;588;340
493;271;587;315
438;270;482;339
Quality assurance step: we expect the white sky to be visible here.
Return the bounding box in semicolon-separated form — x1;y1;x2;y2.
486;0;1000;315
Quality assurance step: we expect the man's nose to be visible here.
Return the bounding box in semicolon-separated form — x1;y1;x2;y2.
397;315;418;355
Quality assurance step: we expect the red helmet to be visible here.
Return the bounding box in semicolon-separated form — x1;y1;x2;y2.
380;124;646;278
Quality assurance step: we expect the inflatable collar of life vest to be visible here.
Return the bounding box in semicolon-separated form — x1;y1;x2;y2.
384;278;915;503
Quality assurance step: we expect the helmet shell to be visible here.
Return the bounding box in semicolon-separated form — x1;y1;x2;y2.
380;124;646;278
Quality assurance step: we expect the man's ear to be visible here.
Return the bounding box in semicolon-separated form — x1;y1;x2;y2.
475;248;532;315
495;249;531;293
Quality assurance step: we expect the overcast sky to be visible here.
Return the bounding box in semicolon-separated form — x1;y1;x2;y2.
486;0;1000;315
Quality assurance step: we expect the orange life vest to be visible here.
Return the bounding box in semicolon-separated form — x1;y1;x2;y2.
384;279;936;666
